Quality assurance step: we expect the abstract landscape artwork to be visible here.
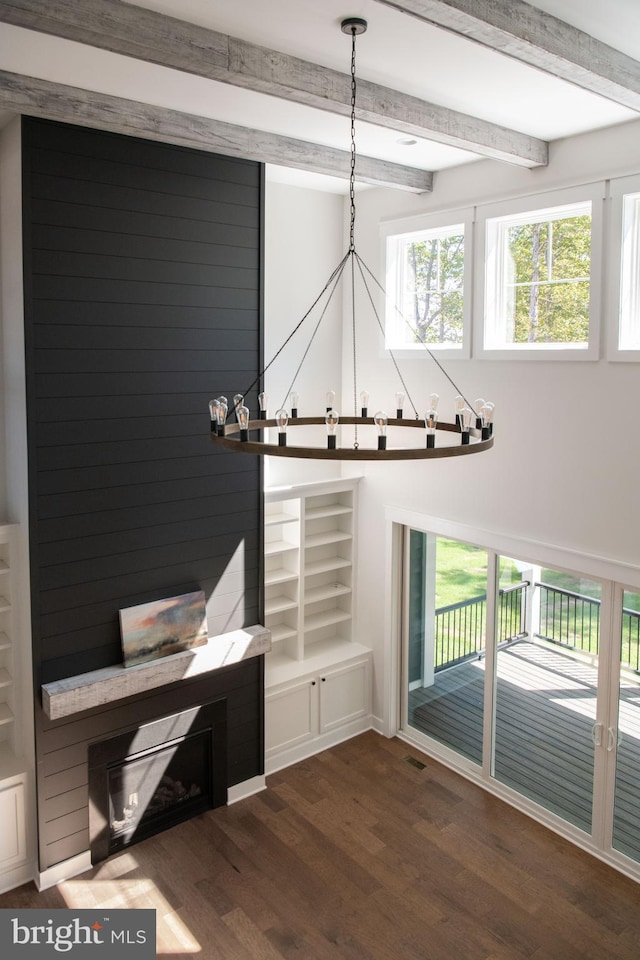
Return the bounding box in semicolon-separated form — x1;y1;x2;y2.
119;590;209;667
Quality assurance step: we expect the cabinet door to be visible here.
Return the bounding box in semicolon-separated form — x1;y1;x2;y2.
319;658;370;734
265;680;318;757
0;781;26;868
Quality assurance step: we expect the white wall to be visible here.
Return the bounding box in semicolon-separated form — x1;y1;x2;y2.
260;123;640;725
338;119;640;724
263;177;345;488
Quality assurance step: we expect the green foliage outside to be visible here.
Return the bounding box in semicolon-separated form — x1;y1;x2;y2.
428;538;640;672
403;233;464;344
506;214;591;343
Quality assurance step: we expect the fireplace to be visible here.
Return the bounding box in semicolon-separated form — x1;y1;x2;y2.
88;699;227;863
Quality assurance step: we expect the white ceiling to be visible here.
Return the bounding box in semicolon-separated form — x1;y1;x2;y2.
1;0;639;192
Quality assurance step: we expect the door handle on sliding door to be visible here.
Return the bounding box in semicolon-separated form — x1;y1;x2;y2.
591;721;603;746
607;727;621;751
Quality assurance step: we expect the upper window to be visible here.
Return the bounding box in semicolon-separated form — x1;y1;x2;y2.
383;210;471;357
618;189;640;353
478;186;603;359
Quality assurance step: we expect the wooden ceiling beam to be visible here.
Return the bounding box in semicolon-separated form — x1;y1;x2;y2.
374;0;640;112
0;0;547;167
0;70;433;192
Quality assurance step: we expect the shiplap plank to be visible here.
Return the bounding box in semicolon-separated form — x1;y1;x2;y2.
32;225;259;269
32;198;260;248
33;277;259;310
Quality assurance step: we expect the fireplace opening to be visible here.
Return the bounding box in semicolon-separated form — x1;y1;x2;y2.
89;699;226;862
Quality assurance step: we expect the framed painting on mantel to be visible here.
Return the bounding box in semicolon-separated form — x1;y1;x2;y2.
119;591;209;667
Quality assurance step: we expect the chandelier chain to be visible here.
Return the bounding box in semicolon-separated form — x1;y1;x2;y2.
349;27;357;254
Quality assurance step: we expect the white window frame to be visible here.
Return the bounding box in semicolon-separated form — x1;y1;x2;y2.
381;207;472;360
475;184;604;361
608;174;640;362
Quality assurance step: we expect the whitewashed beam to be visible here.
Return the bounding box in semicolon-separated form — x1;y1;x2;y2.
0;71;433;192
374;0;640;112
0;0;547;167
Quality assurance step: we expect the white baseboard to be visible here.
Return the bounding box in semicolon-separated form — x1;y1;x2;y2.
36;851;92;891
0;859;35;896
265;716;372;775
227;775;266;804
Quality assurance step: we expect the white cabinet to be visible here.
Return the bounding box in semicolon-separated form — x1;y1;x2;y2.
265;652;371;772
0;780;26;870
0;524;33;892
264;479;371;772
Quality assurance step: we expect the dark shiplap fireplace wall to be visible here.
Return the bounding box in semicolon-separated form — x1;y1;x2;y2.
21;118;263;871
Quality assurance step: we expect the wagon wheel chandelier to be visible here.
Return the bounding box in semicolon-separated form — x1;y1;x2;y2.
209;18;494;461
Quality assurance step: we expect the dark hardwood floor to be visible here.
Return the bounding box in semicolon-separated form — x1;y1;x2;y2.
2;731;640;959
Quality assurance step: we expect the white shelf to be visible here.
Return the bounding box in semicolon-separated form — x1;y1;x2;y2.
269;624;298;643
305;557;351;577
265;511;298;526
305;609;351;632
265;568;298;587
0;668;11;689
0;633;11;651
0;560;8;574
305;531;352;548
265;596;298;616
305;505;352;521
0;597;10;613
305;583;351;604
265;540;298;557
0;702;14;726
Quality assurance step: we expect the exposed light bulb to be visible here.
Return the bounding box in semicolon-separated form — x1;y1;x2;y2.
208;399;219;432
374;410;388;450
276;408;289;447
289;391;299;418
258;392;268;419
326;389;336;413
238;405;250;441
325;409;339;449
216;399;228;436
480;401;495;439
425;409;438;449
454;395;465;428
395;391;405;418
233;394;244;419
460;406;473;444
360;390;370;418
474;397;486;429
428;392;440;412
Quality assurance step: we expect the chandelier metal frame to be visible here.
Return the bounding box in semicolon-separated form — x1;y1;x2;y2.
209;18;494;462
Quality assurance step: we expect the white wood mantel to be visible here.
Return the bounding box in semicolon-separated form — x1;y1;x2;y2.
41;624;271;721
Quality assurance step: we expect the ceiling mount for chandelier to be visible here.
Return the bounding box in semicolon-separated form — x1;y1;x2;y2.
209;17;494;462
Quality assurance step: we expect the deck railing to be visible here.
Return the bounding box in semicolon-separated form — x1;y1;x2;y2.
434;581;528;671
537;582;640;672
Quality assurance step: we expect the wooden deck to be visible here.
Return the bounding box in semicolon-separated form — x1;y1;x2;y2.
409;638;640;861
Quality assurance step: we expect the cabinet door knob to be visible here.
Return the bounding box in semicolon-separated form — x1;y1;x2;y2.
311;680;316;686
321;677;326;682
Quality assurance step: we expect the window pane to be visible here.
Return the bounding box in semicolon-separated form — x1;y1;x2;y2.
619;193;640;350
486;201;592;349
387;226;464;349
405;532;487;765
612;588;640;862
493;558;599;834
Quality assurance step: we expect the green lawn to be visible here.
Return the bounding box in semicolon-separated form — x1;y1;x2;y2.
430;537;639;672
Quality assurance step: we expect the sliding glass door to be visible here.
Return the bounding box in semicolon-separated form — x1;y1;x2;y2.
401;525;640;875
611;587;640;861
404;530;487;765
493;557;601;834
